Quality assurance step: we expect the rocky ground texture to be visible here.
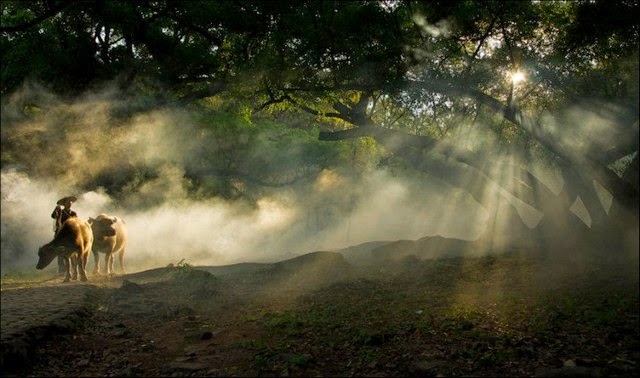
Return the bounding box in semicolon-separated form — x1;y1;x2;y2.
1;247;638;377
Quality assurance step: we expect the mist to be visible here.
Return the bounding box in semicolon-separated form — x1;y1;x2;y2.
1;83;496;275
2;80;633;276
1;169;486;272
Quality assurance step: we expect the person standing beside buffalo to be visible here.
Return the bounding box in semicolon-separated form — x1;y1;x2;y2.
51;195;79;273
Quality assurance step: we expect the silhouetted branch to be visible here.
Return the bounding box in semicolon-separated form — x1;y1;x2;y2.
258;90;348;121
176;81;227;105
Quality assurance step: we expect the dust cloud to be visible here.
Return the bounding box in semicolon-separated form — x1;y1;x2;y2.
1;82;633;276
1;83;490;275
1;167;489;274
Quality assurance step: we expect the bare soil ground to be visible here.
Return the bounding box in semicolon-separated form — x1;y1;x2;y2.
1;247;638;377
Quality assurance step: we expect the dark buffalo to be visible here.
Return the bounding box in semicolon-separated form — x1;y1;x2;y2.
37;217;93;282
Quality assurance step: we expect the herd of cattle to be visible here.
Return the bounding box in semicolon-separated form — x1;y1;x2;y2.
36;214;128;282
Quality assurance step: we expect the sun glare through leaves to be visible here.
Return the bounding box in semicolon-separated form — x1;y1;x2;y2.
510;70;526;84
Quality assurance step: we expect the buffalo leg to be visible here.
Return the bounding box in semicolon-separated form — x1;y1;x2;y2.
63;257;72;282
108;253;115;275
57;256;65;275
93;251;101;274
71;255;79;281
118;250;126;274
79;253;88;282
105;253;113;275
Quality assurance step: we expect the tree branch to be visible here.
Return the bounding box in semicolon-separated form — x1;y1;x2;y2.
176;81;227;105
257;90;349;121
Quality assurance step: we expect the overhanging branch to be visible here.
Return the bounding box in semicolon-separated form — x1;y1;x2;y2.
257;90;349;121
176;81;227;105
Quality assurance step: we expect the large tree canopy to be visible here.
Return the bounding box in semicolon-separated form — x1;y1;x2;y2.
2;0;638;245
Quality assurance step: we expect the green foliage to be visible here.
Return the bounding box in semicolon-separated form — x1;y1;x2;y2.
2;0;638;219
3;0;636;118
170;259;218;300
188;109;353;194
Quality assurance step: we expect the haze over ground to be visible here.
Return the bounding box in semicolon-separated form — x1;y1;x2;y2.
0;82;627;275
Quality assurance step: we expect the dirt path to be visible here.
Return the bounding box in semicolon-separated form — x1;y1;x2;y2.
0;263;323;377
1;275;121;373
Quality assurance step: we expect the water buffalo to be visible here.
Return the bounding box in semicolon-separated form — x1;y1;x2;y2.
37;217;93;282
88;214;128;275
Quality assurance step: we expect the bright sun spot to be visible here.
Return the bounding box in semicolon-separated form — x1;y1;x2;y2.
510;70;526;84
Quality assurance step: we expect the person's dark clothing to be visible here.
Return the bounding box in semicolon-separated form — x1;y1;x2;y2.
51;205;77;274
51;206;77;231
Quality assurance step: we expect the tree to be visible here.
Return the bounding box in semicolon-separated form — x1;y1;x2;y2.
252;0;638;243
2;0;638;246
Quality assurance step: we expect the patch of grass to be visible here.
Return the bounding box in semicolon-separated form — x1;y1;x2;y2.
263;312;307;337
353;328;390;346
531;286;638;334
476;349;508;368
288;353;311;367
241;338;268;350
169;260;219;300
1;269;53;284
264;312;302;328
277;354;312;377
357;346;383;362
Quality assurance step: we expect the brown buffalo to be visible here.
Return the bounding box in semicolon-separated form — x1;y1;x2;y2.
88;214;128;275
37;217;93;282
